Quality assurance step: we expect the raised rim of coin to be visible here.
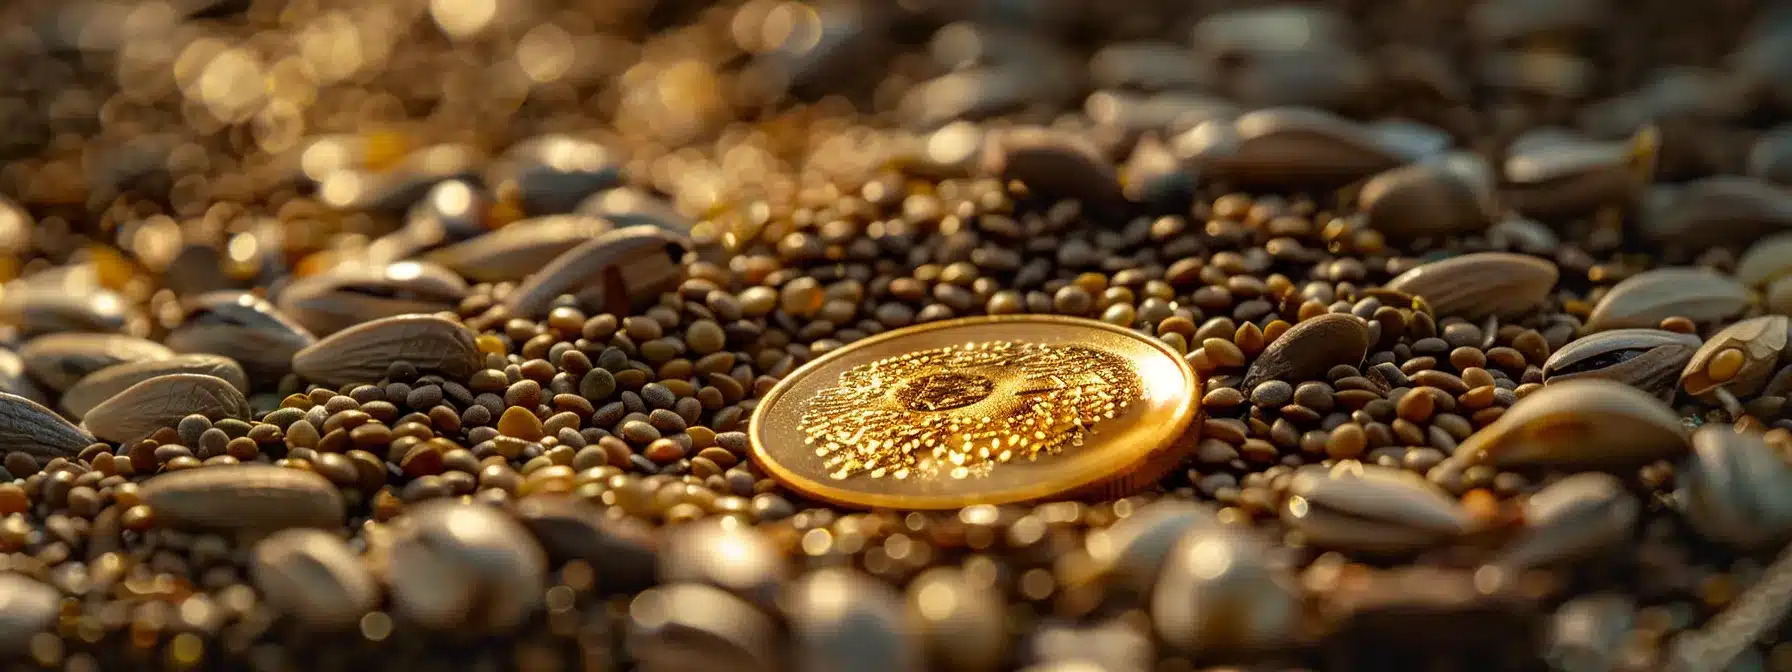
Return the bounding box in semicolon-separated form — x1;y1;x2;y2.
749;314;1201;510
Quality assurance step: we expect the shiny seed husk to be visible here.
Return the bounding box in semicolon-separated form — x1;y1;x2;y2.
1281;464;1476;553
276;260;469;337
1677;425;1792;550
502;226;690;319
292;314;479;386
62;353;248;420
0;573;60;655
1151;526;1303;654
1680;315;1789;398
386;499;548;632
0;348;49;406
1733;231;1792;288
627;583;781;672
0;391;96;459
1357;152;1497;241
1085;499;1220;594
1540;329;1699;401
164;291;316;383
422;215;616;282
786;568;924;672
82;373;251;443
1382;252;1558;320
251;528;380;631
142;464;344;532
1456;378;1688;469
1491;472;1639;569
1584;267;1752;332
19;332;174;392
1244;313;1370;387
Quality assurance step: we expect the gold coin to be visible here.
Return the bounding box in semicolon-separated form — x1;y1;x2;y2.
749;315;1201;510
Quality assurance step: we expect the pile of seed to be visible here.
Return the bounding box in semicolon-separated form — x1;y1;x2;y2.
0;0;1790;670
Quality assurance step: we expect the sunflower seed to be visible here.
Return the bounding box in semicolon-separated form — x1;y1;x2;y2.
1584;267;1751;332
1456;378;1688;469
164;291;316;383
0;392;95;459
142;464;343;532
291;314;479;387
251;528;380;631
1383;252;1559;320
62;354;247;420
1677;425;1792;550
1680;315;1789;398
82;373;251;443
276;260;468;337
422;215;616;283
1491;472;1640;569
1243;313;1369;388
19;332;173;392
787;568;923;672
627;583;781;672
1281;464;1476;553
502;227;690;319
1541;328;1700;400
386;500;547;632
1151;526;1303;655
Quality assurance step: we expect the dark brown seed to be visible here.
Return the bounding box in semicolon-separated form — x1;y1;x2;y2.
1244;313;1370;388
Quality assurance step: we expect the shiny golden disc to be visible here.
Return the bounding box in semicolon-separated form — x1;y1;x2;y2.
749;315;1202;510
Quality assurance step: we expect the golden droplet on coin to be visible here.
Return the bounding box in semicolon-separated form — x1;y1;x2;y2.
749;315;1201;510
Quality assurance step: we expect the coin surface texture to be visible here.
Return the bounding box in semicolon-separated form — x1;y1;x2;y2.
750;315;1200;509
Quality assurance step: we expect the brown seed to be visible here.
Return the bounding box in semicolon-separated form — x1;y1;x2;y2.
82;374;251;444
292;314;480;387
141;464;344;532
61;354;249;420
1584;267;1751;332
18;333;174;392
0;392;95;460
1244;313;1370;387
251;528;380;631
1326;424;1367;459
502;228;690;319
1382;252;1558;320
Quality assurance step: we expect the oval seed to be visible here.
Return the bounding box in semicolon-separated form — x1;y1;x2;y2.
141;464;344;532
82;373;251;443
1456;378;1688;469
292;314;480;386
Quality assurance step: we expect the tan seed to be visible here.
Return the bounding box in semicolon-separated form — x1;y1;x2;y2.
83;374;251;444
1707;348;1746;383
498;407;545;441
